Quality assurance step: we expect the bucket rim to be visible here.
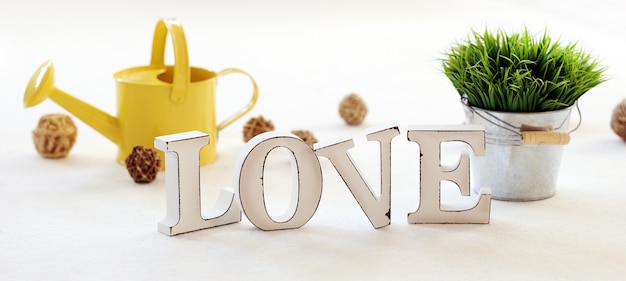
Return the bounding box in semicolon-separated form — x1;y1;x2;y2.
461;101;578;116
462;98;581;145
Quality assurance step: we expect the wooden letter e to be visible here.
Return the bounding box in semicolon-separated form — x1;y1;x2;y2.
406;125;491;224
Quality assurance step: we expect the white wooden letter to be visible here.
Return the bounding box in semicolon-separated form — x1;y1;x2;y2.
314;123;400;228
154;131;241;236
406;125;491;224
235;132;323;231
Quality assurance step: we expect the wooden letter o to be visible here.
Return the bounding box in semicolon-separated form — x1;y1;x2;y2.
235;132;323;231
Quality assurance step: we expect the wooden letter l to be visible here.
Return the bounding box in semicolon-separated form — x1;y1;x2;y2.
154;131;241;236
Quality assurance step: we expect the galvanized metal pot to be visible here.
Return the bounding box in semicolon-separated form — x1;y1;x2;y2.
463;103;575;201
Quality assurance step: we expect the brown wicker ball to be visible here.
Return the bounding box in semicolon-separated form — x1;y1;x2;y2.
339;93;367;125
611;99;626;141
291;130;318;147
32;113;77;159
125;145;161;183
243;115;275;142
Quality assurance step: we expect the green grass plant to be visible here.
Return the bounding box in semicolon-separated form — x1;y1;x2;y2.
442;28;606;112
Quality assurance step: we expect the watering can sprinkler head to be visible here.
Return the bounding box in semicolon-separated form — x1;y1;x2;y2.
24;60;55;108
23;60;121;145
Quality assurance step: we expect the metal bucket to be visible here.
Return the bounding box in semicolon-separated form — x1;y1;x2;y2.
463;102;576;201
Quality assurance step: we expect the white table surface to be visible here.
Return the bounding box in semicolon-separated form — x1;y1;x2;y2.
2;0;626;280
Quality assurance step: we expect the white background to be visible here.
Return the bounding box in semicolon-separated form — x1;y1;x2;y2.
2;0;625;280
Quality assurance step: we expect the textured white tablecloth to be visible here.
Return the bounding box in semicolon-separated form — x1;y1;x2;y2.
2;0;625;280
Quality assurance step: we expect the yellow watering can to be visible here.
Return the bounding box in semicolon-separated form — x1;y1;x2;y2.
24;18;258;168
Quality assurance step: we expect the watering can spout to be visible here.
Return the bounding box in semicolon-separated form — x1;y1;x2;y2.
24;61;120;144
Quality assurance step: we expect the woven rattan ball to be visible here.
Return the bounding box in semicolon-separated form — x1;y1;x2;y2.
243;115;275;142
125;145;160;183
291;130;318;147
32;113;77;159
339;93;367;125
611;99;626;141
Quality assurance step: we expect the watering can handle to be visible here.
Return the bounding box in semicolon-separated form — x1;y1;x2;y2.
216;68;259;131
150;18;189;102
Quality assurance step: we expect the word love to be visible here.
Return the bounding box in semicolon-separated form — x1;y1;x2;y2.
154;123;491;236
